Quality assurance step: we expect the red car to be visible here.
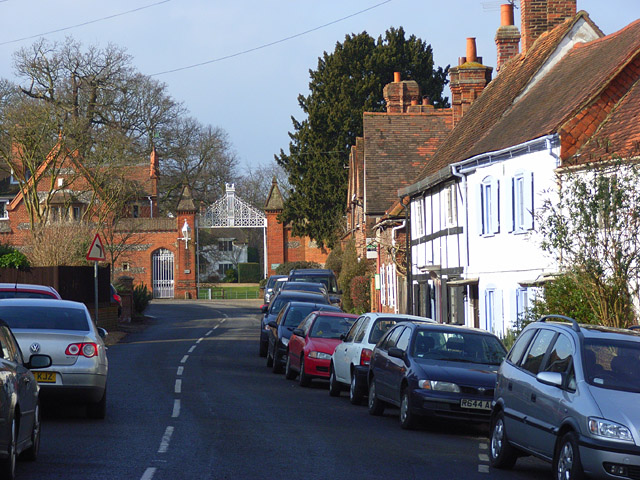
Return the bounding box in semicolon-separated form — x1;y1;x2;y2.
285;311;358;386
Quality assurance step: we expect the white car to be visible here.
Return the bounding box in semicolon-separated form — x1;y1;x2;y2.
329;313;434;404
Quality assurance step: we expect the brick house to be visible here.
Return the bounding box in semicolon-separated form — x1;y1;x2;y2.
344;73;454;313
0;147;197;299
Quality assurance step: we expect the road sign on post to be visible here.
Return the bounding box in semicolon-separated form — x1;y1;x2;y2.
86;233;106;325
86;233;106;261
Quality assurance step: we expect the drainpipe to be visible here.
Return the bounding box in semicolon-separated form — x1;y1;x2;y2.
147;196;153;218
450;166;469;268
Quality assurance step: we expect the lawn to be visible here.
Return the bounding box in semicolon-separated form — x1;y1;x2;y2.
198;285;261;300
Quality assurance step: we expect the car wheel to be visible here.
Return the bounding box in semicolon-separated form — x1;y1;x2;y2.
298;357;311;387
489;410;518;469
0;416;16;480
349;373;364;405
259;338;268;357
328;365;341;397
266;344;273;367
554;432;584;480
285;353;297;380
400;388;418;430
22;402;40;461
272;348;283;374
87;388;107;419
368;379;385;416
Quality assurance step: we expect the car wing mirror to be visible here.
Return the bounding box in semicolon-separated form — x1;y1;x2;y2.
98;327;108;339
26;354;52;370
261;305;269;314
388;347;405;360
536;371;563;388
268;320;278;328
292;328;304;337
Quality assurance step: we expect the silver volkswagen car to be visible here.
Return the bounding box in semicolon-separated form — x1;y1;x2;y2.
491;315;640;479
0;299;108;419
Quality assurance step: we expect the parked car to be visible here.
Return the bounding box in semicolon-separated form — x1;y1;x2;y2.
259;290;332;357
368;321;506;429
0;283;61;300
280;281;328;296
0;299;109;419
287;268;342;305
286;311;358;386
0;319;51;479
330;313;435;404
263;275;287;304
490;315;640;479
110;284;122;318
266;301;342;374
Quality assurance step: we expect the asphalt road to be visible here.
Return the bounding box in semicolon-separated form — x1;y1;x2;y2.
18;300;552;480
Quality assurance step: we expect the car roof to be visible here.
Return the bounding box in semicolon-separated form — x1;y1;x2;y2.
312;311;358;318
0;283;60;294
289;269;334;275
407;321;500;336
359;312;435;323
274;290;327;299
285;301;339;308
0;298;85;309
532;319;640;342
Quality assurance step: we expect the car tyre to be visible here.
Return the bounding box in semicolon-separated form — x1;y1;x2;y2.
22;402;40;461
272;348;283;374
489;410;518;469
87;387;107;419
298;357;311;387
285;353;297;380
0;416;16;480
259;338;268;357
368;379;385;416
400;388;418;430
553;432;584;480
328;365;341;397
266;344;274;367
349;373;364;405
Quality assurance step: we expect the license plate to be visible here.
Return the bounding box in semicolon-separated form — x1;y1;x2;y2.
460;398;491;410
34;372;56;383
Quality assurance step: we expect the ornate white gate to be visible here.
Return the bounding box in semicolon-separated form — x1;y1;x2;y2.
152;248;174;298
198;183;268;278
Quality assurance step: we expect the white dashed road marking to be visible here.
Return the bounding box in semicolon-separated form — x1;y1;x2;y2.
180;355;189;364
158;426;174;453
188;345;196;353
177;366;183;376
175;379;182;393
172;399;181;418
141;467;156;480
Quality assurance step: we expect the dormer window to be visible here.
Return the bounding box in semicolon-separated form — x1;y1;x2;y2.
0;201;8;220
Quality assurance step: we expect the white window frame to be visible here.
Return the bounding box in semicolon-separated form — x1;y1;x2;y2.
380;266;386;306
512;171;534;233
414;198;425;238
480;177;500;236
516;287;530;327
0;201;8;220
446;184;458;227
485;288;495;332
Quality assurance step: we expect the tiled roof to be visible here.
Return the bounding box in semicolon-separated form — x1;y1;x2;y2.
264;178;285;211
364;110;452;214
470;16;640;158
409;11;600;185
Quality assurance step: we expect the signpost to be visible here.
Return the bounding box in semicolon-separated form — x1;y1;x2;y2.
86;233;106;324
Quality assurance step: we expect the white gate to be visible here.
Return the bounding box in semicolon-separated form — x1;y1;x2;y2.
152;248;174;298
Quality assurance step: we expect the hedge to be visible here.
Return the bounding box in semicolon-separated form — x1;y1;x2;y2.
238;262;261;282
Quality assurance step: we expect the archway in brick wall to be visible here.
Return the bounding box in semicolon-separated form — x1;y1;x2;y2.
197;183;267;281
152;248;174;298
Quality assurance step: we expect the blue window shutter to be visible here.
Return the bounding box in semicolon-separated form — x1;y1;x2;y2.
524;171;534;230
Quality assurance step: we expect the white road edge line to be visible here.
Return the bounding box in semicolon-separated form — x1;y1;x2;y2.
158;426;174;453
180;355;189;364
177;366;183;376
141;467;156;480
175;379;182;394
172;399;180;418
205;329;213;336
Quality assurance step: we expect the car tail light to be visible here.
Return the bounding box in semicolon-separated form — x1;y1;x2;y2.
66;343;98;358
360;348;373;366
112;293;122;303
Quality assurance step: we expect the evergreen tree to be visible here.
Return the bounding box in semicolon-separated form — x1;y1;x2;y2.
276;27;449;247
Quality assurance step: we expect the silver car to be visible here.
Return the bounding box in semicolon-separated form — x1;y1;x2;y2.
490;315;640;479
0;299;108;419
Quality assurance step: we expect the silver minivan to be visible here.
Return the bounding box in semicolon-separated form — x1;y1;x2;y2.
490;315;640;479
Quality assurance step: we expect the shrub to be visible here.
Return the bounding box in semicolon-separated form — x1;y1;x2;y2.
324;245;343;278
350;275;371;314
0;245;29;269
338;240;368;311
238;262;261;282
133;283;153;315
224;268;238;283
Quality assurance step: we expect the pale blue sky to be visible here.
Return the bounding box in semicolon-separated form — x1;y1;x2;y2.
1;1;638;173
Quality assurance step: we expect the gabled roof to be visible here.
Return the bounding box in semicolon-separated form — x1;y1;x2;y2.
264;177;285;211
364;110;453;214
407;11;602;189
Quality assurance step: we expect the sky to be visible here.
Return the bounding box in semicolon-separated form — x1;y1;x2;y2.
1;1;639;175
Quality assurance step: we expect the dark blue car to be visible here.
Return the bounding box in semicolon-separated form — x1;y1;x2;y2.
368;321;506;429
266;301;341;373
259;290;331;357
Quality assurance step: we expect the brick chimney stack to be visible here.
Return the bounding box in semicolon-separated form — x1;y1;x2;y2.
521;0;577;53
383;72;421;113
449;38;493;127
495;3;520;73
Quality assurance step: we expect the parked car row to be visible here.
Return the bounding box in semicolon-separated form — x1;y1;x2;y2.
260;274;640;478
0;284;109;479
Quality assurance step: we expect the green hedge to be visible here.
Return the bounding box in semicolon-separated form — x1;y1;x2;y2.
238;262;261;282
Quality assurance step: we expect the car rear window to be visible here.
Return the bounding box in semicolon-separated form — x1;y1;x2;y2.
0;306;90;331
413;330;506;365
0;291;56;299
310;315;356;339
584;338;640;393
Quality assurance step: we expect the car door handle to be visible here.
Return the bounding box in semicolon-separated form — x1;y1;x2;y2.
531;393;537;403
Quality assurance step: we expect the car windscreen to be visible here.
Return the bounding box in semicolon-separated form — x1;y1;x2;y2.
0;291;55;299
290;275;338;294
413;330;506;365
368;318;400;344
0;306;90;331
282;283;325;293
283;305;318;327
583;338;640;393
310;315;356;339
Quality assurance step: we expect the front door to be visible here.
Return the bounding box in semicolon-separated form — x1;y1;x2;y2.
152;248;174;298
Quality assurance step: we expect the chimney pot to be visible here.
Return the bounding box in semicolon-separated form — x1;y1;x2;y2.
466;38;477;63
422;96;430;106
500;3;514;26
411;99;418;106
393;71;401;83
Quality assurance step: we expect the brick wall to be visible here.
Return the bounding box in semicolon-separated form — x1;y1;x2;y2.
521;0;576;53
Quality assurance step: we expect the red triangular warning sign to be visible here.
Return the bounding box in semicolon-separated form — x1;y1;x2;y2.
86;233;106;261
